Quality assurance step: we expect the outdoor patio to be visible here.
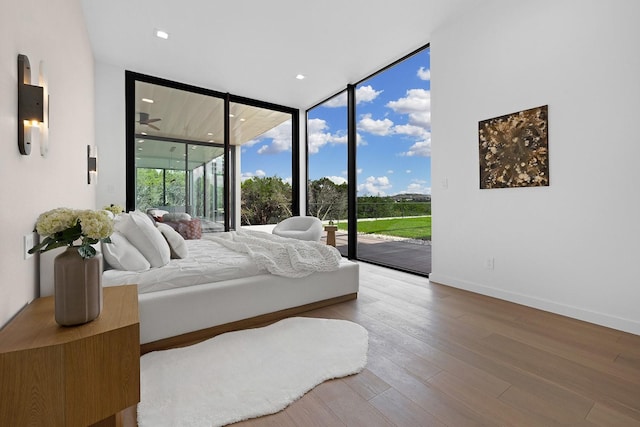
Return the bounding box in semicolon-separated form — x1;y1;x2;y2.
326;232;431;276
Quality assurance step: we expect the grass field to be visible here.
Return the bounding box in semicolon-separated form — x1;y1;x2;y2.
336;216;431;240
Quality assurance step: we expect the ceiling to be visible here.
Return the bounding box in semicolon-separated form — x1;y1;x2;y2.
135;80;291;145
81;0;478;110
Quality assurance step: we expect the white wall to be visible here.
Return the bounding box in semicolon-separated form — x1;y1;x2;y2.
0;0;96;327
430;0;640;334
95;62;127;210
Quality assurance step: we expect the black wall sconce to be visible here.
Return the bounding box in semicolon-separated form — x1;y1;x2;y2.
87;145;98;184
18;54;47;156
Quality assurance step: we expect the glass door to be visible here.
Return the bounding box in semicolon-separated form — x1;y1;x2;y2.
131;78;226;232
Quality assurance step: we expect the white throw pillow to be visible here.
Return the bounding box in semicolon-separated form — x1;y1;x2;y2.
115;211;170;268
157;223;189;259
102;231;151;271
162;212;192;222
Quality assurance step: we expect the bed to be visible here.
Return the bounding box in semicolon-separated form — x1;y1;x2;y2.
39;211;359;354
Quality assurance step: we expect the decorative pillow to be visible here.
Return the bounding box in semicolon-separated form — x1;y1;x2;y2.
147;208;169;220
115;211;170;268
157;223;189;259
102;231;150;271
163;212;192;222
177;218;202;240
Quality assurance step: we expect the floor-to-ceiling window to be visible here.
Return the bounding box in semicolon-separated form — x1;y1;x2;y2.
307;90;349;253
307;45;431;275
230;101;297;226
126;73;299;230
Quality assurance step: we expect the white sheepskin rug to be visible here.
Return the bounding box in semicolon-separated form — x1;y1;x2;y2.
138;317;369;427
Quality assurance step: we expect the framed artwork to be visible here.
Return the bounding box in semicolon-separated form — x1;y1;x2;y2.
478;105;549;189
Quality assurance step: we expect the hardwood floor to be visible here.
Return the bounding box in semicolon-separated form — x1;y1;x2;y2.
233;262;640;426
127;262;640;426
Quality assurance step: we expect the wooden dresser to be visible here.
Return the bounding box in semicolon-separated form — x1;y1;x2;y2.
0;285;140;427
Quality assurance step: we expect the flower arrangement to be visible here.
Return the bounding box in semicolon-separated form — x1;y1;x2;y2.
29;208;114;259
103;204;124;216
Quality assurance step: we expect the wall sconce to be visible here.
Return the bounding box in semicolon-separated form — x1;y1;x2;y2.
87;145;98;184
18;54;47;156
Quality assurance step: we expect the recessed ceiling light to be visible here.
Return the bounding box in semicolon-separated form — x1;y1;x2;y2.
208;139;214;143
142;98;154;104
229;114;235;118
207;132;213;136
296;74;305;80
141;132;147;135
138;139;144;143
240;118;246;122
155;29;169;40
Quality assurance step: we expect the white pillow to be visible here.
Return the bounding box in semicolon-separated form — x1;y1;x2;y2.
157;223;189;259
162;212;192;222
115;211;170;268
102;232;150;271
147;208;169;218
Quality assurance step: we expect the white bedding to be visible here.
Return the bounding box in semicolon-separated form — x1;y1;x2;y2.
103;238;266;293
204;229;342;278
103;230;343;294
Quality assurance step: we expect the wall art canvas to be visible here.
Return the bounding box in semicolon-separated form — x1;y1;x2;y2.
479;105;549;189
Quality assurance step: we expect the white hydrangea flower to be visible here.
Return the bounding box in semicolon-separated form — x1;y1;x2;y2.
35;208;78;236
77;210;114;240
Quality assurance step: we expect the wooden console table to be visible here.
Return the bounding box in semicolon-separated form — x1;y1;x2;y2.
0;285;140;427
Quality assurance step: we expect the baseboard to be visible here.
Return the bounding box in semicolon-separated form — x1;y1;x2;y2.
428;273;640;336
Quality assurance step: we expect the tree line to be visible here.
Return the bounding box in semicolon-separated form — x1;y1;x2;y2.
242;176;430;225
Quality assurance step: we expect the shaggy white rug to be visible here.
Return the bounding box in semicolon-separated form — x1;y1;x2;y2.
137;317;369;427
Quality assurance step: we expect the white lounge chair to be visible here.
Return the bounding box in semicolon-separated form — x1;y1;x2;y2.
272;216;323;242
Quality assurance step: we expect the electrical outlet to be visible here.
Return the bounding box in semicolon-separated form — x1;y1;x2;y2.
485;257;494;270
23;233;34;260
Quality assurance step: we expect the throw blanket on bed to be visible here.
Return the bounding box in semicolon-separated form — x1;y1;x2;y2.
203;230;342;278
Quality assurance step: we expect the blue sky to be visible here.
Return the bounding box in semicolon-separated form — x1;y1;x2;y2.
240;47;431;197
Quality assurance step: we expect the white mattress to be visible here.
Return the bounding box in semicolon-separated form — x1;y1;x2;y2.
103;238;266;293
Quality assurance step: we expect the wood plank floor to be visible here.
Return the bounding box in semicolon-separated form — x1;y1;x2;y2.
127;262;640;426
233;262;640;426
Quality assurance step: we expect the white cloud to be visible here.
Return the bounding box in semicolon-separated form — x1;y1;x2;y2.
283;176;292;185
326;176;347;185
395;125;429;139
401;179;431;195
255;120;292;154
387;170;394;174
417;67;431;81
401;139;431;157
241;169;266;182
307;118;347;154
357;176;392;196
406;170;412;174
356;85;383;103
358;114;394;136
322;85;382;107
387;88;431;131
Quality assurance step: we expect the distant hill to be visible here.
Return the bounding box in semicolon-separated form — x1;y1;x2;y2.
390;193;431;202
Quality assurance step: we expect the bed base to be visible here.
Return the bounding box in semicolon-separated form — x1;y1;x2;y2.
140;292;357;354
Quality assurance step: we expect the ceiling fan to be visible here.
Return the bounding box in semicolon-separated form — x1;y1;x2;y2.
137;112;161;130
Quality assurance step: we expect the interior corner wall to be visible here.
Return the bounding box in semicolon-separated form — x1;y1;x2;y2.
430;0;640;334
95;61;127;210
0;0;96;327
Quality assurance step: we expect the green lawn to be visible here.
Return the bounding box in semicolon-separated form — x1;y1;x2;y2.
336;216;431;240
